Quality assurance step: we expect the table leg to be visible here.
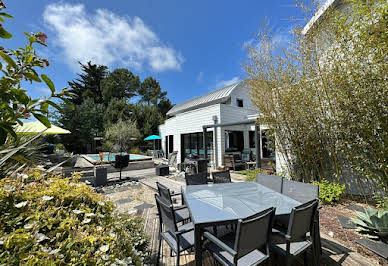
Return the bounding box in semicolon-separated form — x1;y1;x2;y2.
194;224;202;266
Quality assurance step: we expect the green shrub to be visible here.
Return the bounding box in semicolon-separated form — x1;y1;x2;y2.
239;168;268;182
312;179;346;204
0;170;148;265
55;143;66;152
130;147;140;154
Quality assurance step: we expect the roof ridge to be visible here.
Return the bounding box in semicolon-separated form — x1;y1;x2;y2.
182;82;240;103
167;82;242;116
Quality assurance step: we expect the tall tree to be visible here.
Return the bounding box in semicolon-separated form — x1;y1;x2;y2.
103;98;134;126
57;98;105;153
132;104;163;142
157;97;173;117
68;62;108;105
139;77;167;105
101;68;140;105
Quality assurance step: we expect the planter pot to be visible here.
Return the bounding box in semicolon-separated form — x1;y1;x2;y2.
114;154;129;168
94;167;107;186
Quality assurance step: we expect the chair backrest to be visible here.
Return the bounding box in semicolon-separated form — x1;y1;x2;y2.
282;179;319;203
168;151;178;166
224;155;234;167
241;153;249;162
155;194;178;234
257;174;283;193
287;199;318;241
156;182;172;205
242;149;251;161
212;170;232;183
185;172;208;185
234;207;275;260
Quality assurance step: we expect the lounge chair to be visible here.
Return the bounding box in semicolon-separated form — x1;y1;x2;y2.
161;151;177;167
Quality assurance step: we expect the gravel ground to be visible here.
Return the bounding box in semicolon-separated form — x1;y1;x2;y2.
101;181;156;215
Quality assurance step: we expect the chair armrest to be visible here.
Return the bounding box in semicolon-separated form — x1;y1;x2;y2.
171;192;182;197
272;229;291;240
203;231;237;256
173;205;187;211
175;227;194;236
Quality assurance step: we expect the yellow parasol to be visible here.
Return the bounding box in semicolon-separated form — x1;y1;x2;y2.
14;121;71;135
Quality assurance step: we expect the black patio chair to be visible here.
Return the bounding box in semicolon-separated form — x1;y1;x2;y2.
155;194;195;266
282;179;319;203
257;174;283;193
185;172;208;185
156;182;190;223
212;170;232;184
271;199;318;266
204;207;275;266
277;180;322;259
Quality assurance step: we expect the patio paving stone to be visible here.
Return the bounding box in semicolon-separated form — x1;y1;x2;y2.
345;204;365;212
115;186;130;192
102;188;115;194
337;215;357;229
134;202;154;210
116;198;132;205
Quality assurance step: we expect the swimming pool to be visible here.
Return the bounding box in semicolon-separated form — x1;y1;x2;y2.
85;153;151;163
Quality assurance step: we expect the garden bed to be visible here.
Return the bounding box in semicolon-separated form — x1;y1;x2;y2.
320;198;388;265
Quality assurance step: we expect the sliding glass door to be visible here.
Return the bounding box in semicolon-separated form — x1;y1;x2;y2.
180;132;213;162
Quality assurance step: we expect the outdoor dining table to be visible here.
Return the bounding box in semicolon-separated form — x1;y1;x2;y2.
181;182;304;266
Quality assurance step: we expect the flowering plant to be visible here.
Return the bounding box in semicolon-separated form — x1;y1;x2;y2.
0;4;73;145
0;169;149;264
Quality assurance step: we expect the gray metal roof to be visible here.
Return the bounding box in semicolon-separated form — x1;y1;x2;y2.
302;0;341;35
167;82;241;116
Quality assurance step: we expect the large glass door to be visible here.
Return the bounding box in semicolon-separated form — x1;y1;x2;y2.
181;132;213;162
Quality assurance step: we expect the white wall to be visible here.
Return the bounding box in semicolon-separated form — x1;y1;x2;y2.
159;104;220;164
229;84;257;110
159;84;260;167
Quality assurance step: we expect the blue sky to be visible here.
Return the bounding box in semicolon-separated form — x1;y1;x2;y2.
4;0;305;105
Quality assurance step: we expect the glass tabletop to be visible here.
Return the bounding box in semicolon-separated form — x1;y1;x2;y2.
182;182;301;224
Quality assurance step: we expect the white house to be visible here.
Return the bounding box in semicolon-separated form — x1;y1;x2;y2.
159;82;272;167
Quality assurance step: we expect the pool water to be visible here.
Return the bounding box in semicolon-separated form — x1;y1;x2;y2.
87;153;148;162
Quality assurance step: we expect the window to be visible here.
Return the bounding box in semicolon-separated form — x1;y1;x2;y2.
181;132;213;161
236;98;244;107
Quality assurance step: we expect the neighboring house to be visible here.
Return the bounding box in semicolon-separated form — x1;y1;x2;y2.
159;82;271;167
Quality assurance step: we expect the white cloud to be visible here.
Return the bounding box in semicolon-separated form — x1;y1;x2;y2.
196;71;204;82
215;77;240;88
43;3;183;72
